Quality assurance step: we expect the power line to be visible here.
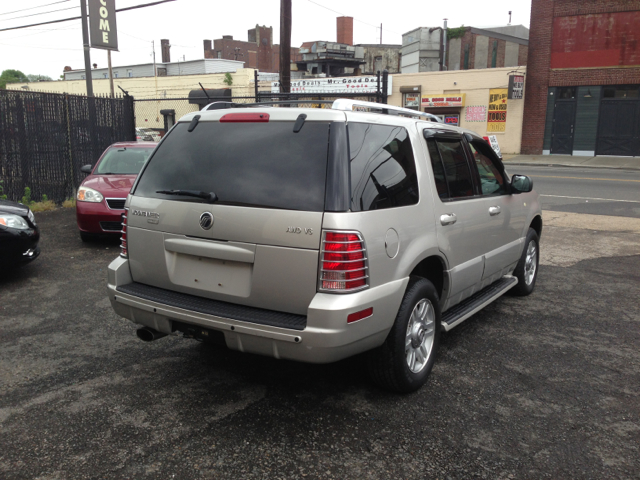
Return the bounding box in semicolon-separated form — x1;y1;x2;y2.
1;6;78;23
306;0;402;36
0;0;70;17
0;0;177;32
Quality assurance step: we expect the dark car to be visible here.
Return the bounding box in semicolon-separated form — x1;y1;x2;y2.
0;199;40;268
76;142;155;241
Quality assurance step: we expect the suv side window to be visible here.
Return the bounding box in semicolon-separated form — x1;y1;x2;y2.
426;137;475;200
468;141;508;195
348;123;419;211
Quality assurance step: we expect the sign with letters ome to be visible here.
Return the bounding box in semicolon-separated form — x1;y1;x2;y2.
508;75;525;100
89;0;118;51
487;89;508;133
421;94;465;108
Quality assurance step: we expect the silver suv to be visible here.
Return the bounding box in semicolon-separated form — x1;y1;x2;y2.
108;99;541;392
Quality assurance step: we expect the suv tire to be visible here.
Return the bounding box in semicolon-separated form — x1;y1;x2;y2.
509;227;539;296
368;277;441;393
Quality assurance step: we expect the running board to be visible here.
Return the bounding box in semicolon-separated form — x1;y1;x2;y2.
441;275;518;331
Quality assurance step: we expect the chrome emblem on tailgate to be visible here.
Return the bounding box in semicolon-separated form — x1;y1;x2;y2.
199;212;214;230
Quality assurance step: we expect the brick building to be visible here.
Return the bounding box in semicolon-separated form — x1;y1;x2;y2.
522;0;640;156
203;25;301;73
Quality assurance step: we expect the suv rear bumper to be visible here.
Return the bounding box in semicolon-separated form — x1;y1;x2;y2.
108;256;408;364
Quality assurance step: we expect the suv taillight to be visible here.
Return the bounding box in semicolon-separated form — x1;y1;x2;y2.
120;207;128;258
319;230;369;293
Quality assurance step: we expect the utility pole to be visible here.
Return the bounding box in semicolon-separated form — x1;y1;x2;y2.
107;50;114;97
380;23;382;44
279;0;291;94
443;18;448;71
152;40;158;97
79;0;94;96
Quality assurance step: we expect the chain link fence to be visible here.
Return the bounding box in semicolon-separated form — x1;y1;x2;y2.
0;90;134;203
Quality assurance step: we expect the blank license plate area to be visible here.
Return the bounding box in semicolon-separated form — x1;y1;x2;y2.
165;252;252;298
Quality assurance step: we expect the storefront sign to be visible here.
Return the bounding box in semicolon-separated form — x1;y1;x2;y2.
487;89;508;133
89;0;118;51
508;75;525;100
444;115;460;126
271;76;393;95
421;94;466;108
465;105;487;122
483;135;502;159
404;93;420;108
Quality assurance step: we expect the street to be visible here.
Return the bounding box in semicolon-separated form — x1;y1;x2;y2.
507;165;640;218
1;166;639;479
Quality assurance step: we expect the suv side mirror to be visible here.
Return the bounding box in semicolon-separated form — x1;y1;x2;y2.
511;174;533;193
80;164;93;174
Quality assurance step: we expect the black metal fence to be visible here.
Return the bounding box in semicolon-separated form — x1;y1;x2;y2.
0;90;134;203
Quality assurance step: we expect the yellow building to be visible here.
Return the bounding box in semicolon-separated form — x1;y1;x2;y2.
389;67;526;154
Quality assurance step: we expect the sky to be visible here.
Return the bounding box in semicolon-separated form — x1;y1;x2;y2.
0;0;532;80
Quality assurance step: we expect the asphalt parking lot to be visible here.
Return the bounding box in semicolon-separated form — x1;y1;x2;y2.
1;207;639;479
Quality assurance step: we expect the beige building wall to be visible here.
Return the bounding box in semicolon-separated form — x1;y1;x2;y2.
8;69;256;129
389;66;526;154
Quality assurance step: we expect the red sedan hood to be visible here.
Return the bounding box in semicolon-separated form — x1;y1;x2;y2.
81;174;137;196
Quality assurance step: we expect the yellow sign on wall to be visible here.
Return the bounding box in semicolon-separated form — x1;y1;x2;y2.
487;88;508;133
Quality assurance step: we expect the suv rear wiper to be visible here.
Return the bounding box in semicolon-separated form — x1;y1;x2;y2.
156;190;218;203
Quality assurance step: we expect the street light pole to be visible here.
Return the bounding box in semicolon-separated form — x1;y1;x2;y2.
79;0;94;97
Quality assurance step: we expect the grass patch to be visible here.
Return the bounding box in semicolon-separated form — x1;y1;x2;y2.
29;200;57;212
62;198;76;208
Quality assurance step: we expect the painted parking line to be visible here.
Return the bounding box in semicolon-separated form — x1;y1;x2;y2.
529;174;640;183
540;194;640;203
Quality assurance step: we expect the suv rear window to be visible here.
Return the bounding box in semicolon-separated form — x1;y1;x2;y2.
134;121;330;211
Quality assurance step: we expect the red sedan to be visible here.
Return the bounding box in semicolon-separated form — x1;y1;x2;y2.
76;142;155;241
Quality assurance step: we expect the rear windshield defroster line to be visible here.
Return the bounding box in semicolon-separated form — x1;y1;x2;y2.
134;121;331;212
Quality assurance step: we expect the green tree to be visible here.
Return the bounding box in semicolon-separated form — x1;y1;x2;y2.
0;69;29;89
27;74;53;82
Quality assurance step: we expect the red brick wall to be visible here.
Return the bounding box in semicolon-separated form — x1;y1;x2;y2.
551;12;640;68
518;45;529;66
549;67;640;85
554;0;640;16
457;30;476;69
521;0;555;154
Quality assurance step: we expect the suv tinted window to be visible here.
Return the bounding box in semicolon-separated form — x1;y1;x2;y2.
134;121;330;211
349;123;419;211
427;138;474;199
468;141;507;195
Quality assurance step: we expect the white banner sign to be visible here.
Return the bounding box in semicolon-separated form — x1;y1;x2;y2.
271;76;393;95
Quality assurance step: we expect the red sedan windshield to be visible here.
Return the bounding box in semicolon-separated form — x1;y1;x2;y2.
95;147;153;175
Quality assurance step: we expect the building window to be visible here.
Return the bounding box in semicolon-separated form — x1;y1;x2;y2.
127;69;133;78
103;73;108;78
463;44;470;70
491;40;498;68
603;85;640;99
114;72;118;78
558;87;576;99
81;75;85;80
217;51;222;59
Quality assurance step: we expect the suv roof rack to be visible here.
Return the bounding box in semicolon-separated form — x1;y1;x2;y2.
331;99;443;123
201;98;443;123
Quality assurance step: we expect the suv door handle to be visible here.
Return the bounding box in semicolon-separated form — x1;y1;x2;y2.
440;213;457;226
489;206;501;216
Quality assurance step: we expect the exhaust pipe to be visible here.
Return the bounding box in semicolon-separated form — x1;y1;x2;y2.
136;327;167;342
